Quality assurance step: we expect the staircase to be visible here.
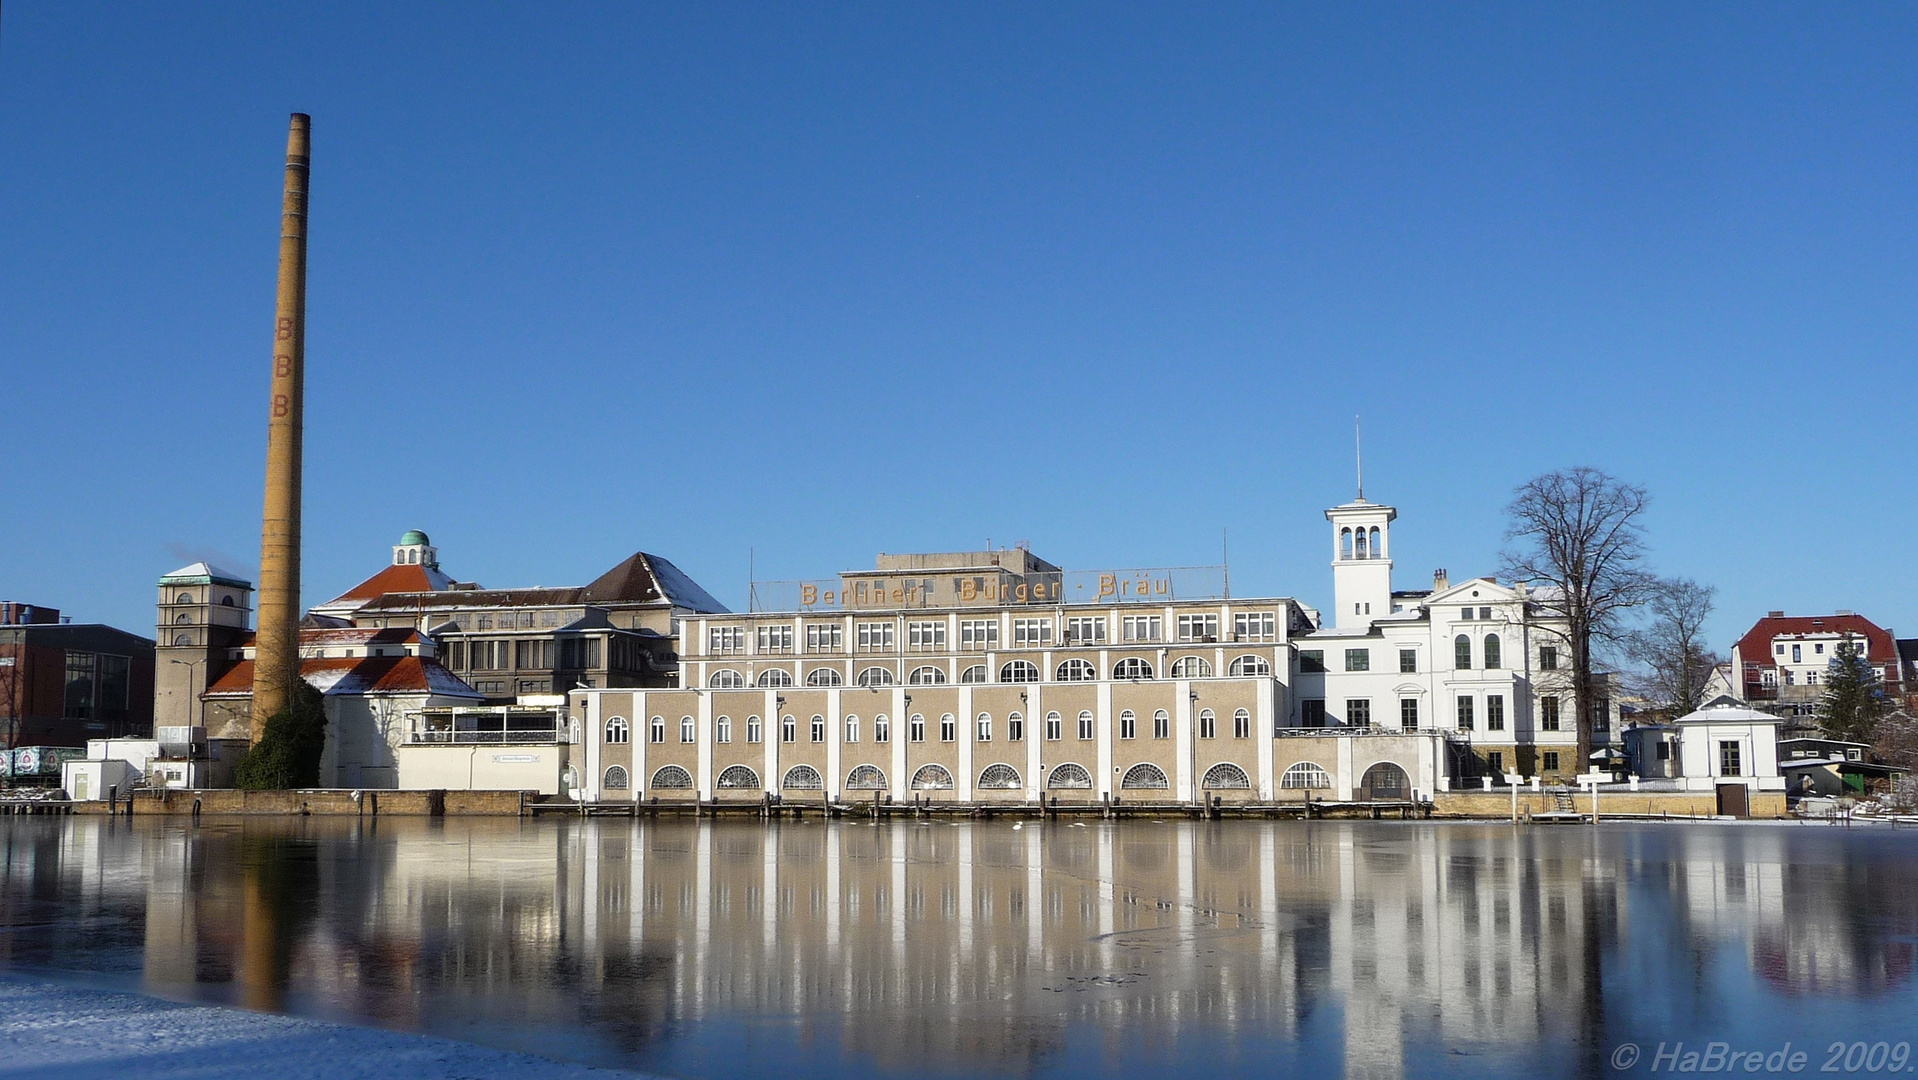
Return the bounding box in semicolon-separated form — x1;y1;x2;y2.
1554;789;1576;813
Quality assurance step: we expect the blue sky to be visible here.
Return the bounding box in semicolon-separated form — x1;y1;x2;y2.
3;3;1915;651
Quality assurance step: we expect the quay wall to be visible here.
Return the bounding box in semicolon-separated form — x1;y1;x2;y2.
82;789;533;816
1431;790;1787;820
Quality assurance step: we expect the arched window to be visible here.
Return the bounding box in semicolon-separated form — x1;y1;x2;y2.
173;633;193;646
604;716;630;744
909;713;926;741
958;664;987;684
1233;708;1251;739
757;668;793;688
747;714;763;743
1341;527;1354;560
1355;528;1369;559
1000;660;1039;683
1454;635;1472;670
940;713;956;742
806;668;843;687
908;665;947;685
1198;708;1217;739
781;714;796;742
1113;657;1153;680
1368;526;1381;559
844;714;859;743
1047;763;1093;789
176;592;194;605
978;764;1022;790
1203;763;1251;789
1360;762;1410;800
1056;658;1095;682
1118;709;1136;739
976;712;992;741
1483;634;1501;669
221;596;235;607
1077;710;1095;740
1170;656;1211;678
810;715;826;742
174;613;192;625
650;765;693;789
846;764;887;790
1121;763;1169;790
1045;711;1063;740
1228;654;1270;676
1153;709;1170;739
873;713;890;742
717;764;760;789
716;714;733;743
679;716;696;743
782;764;823;790
857;666;895;687
710;669;745;689
603;765;629;790
650;716;666;743
1281;762;1331;789
911;764;954;790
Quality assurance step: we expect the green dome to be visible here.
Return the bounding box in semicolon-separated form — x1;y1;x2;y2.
399;529;430;546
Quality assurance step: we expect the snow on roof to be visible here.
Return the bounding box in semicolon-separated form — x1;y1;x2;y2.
204;656;481;699
1674;704;1783;725
159;562;252;588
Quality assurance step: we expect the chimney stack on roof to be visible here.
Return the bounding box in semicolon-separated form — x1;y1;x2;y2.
1433;569;1449;591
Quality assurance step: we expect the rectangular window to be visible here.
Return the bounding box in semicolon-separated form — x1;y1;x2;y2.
941;714;957;742
910;714;925;742
1540;696;1560;731
680;716;696;743
1791;644;1801;663
1066;616;1106;644
1487;751;1503;774
811;716;826;743
1045;713;1062;741
477;613;493;630
875;715;890;743
1460;607;1473;621
757;625;794;653
1013;618;1052;646
1456;697;1475;730
1122;614;1163;642
781;715;796;742
1479;607;1492;620
1008;714;1024;741
1120;711;1136;739
977;713;992;742
62;651;96;719
959;619;998;650
1346;698;1371;726
805;623;843;652
1233;710;1250;739
1542;751;1560;772
709;626;744;654
1655;741;1670;761
1720;741;1742;776
1400;698;1419;730
907;621;946;651
1233;611;1276;641
1177;613;1219;642
1399;649;1417;673
1299;650;1326;673
1077;713;1094;740
514;639;554;669
1539;645;1558;671
857;622;896;651
651;717;666;743
1154;711;1170;739
1301;699;1327;727
1344;648;1370;672
747;715;763;743
1486;694;1505;731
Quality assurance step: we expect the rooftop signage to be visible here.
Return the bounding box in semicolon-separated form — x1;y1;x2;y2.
748;566;1227;613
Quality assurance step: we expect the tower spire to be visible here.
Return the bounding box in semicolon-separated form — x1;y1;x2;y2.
1355;415;1363;501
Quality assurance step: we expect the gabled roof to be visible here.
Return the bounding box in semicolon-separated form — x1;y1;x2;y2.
323;562;457;607
1733;613;1896;666
205;656;481;699
582;551;728;612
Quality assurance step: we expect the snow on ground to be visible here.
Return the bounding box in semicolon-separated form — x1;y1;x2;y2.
0;975;660;1080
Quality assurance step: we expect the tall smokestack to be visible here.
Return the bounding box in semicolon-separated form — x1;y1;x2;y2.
252;113;310;737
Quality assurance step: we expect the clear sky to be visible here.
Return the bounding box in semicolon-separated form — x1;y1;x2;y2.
3;3;1915;652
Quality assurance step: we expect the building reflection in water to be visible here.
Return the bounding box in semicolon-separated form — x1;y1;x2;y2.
1;818;1914;1080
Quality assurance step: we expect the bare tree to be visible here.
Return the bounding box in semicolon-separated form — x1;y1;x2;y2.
1627;578;1722;718
1501;468;1657;777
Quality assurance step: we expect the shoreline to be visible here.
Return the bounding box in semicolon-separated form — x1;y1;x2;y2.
0;973;657;1080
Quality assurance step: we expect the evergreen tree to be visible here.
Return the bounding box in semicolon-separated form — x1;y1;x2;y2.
234;678;328;789
1817;640;1887;743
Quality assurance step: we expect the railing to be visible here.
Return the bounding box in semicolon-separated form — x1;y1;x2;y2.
1275;725;1420;738
405;729;565;746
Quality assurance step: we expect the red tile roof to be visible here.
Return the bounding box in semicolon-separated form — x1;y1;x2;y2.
1734;613;1897;689
204;656;479;698
325;563;455;606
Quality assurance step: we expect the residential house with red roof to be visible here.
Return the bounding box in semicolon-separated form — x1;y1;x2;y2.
1728;611;1904;734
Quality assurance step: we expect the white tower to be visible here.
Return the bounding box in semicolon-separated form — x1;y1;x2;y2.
1325;498;1395;629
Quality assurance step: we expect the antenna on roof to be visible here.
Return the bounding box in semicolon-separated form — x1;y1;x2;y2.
1355;415;1363;500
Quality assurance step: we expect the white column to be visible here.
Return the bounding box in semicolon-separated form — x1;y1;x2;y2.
584;691;601;801
634;691;649;797
1175;678;1194;801
1337;735;1357;801
696;690;713;799
1095;680;1114;799
958;684;974;800
826;687;843;799
890;685;907;798
1256;678;1276;800
1025;685;1042;800
764;689;779;795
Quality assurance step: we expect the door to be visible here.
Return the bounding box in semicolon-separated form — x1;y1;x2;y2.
1716;782;1749;818
73;773;89;801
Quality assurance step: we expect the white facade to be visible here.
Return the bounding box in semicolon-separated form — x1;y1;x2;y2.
1674;705;1785;793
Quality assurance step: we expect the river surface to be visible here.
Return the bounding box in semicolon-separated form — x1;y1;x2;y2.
2;816;1915;1080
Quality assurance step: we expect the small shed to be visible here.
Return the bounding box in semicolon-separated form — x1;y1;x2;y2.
1673;705;1786;814
61;759;132;802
